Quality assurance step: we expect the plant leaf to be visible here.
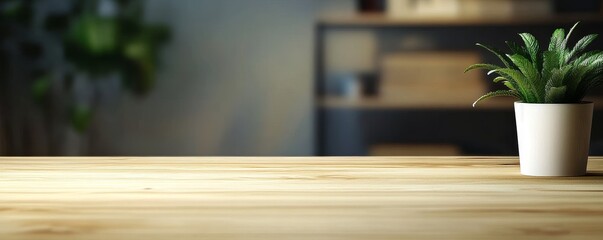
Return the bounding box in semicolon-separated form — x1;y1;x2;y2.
546;65;569;87
503;81;516;90
565;64;590;98
508;54;539;81
508;54;542;101
493;76;507;83
519;33;539;64
562;21;580;49
506;40;528;57
473;90;520;107
545;85;567;103
491;74;520;92
569;34;598;61
476;43;512;68
549;28;565;51
575;51;603;66
464;63;500;73
488;68;535;102
574;61;603;100
541;50;560;81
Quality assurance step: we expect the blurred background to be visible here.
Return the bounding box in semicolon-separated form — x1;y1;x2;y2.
2;0;603;156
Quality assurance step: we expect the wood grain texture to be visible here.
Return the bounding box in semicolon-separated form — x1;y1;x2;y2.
2;156;603;239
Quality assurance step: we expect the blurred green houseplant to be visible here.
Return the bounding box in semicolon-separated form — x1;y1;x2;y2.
0;0;169;155
49;0;169;131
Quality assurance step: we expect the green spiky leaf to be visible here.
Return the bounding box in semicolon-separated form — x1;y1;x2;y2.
508;54;542;101
493;76;507;83
545;86;567;103
569;34;598;60
476;43;512;68
464;63;500;73
473;90;520;107
488;67;537;102
542;50;560;80
549;28;565;51
562;21;580;49
519;33;539;64
468;22;603;105
506;40;528;57
503;81;516;90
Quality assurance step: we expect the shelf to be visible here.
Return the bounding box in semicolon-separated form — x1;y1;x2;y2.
320;96;514;110
318;14;603;27
315;13;603;155
320;96;603;110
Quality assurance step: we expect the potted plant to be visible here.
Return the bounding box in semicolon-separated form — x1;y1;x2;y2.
465;22;602;176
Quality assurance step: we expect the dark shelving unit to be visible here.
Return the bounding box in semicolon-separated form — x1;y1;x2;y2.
315;14;603;156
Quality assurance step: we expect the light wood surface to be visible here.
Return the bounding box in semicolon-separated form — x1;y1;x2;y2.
3;156;603;239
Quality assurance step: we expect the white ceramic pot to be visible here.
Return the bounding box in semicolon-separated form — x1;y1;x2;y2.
514;102;594;176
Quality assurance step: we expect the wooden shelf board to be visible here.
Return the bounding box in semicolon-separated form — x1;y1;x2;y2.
320;96;603;110
320;96;514;110
318;14;603;27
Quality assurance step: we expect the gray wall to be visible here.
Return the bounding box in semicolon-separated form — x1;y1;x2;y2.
92;0;354;155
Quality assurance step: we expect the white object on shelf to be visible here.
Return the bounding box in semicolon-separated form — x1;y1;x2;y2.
341;74;362;100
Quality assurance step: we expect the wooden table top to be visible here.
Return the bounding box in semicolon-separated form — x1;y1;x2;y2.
2;156;603;240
